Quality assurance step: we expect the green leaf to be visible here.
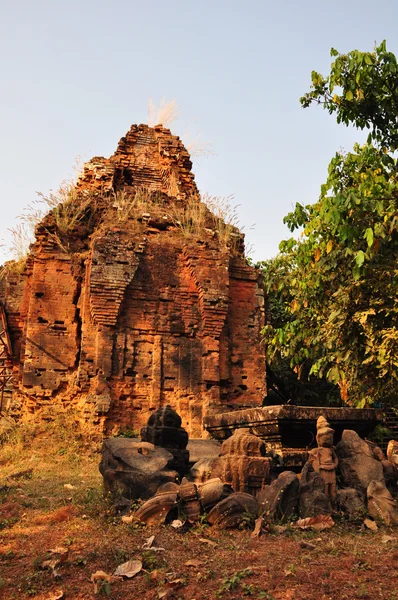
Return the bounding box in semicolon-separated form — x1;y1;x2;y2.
364;54;373;65
328;365;341;383
355;250;365;267
364;227;374;247
345;90;354;101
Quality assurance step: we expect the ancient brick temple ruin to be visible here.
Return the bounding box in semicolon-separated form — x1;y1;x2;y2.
0;125;266;435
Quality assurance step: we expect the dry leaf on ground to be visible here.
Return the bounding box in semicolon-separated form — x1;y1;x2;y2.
185;558;204;567
199;537;218;547
49;547;69;562
294;515;334;530
170;519;184;529
90;571;113;594
142;535;155;549
382;535;396;543
63;483;76;490
41;558;61;578
158;579;185;598
121;515;134;524
299;541;317;550
114;558;143;578
46;591;64;600
251;516;265;538
363;518;378;531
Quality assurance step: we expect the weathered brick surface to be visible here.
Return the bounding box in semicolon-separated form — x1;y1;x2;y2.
0;125;266;435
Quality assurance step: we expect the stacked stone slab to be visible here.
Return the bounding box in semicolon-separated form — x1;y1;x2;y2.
0;124;266;435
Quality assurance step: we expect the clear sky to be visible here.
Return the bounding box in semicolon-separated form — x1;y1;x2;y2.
1;0;397;263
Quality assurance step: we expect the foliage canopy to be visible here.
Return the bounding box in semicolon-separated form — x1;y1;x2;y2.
263;41;398;407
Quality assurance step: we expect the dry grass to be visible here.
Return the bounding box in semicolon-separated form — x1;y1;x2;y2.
36;184;95;234
111;188;164;222
148;98;180;127
168;193;242;251
1;177;97;274
186;134;216;159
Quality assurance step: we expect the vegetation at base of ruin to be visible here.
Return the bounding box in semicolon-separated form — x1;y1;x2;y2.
114;426;140;439
1;424;397;599
262;40;398;408
0;406;103;462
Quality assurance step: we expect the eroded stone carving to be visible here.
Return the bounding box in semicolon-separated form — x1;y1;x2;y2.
135;476;231;525
336;430;384;495
207;492;259;529
336;488;366;521
367;480;398;524
257;471;300;522
299;462;331;518
192;428;271;496
99;438;179;503
307;416;338;500
387;440;398;467
140;405;189;475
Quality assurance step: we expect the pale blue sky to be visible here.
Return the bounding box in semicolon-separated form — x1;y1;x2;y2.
1;0;397;262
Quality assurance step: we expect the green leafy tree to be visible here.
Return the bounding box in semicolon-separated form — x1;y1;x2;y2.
300;40;398;150
263;41;398;407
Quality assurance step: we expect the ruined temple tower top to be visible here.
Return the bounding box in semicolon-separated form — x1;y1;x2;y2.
76;124;198;201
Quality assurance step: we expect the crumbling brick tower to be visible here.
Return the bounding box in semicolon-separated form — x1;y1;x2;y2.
0;125;266;436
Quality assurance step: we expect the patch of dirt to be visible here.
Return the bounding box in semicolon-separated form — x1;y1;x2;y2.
0;428;398;599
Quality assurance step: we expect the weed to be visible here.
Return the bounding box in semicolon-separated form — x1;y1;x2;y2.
204;193;242;249
116;426;140;439
0;516;18;530
96;579;112;596
142;549;165;572
257;592;276;600
167;192;242;252
357;583;370;598
242;583;256;596
191;512;209;534
111;546;131;565
239;510;257;530
76;486;107;516
215;568;252;597
72;555;87;567
18;571;48;597
286;563;296;576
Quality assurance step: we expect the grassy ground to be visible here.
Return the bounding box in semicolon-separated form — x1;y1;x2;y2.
0;419;398;600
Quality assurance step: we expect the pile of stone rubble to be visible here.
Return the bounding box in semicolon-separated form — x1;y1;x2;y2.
99;405;398;529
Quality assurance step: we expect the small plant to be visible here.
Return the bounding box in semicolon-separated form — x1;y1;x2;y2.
215;568;252;597
238;510;257;530
116;427;140;439
96;579;112;596
141;549;164;572
191;512;209;534
286;563;296;576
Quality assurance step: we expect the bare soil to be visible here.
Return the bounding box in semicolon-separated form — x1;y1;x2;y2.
1;426;397;600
